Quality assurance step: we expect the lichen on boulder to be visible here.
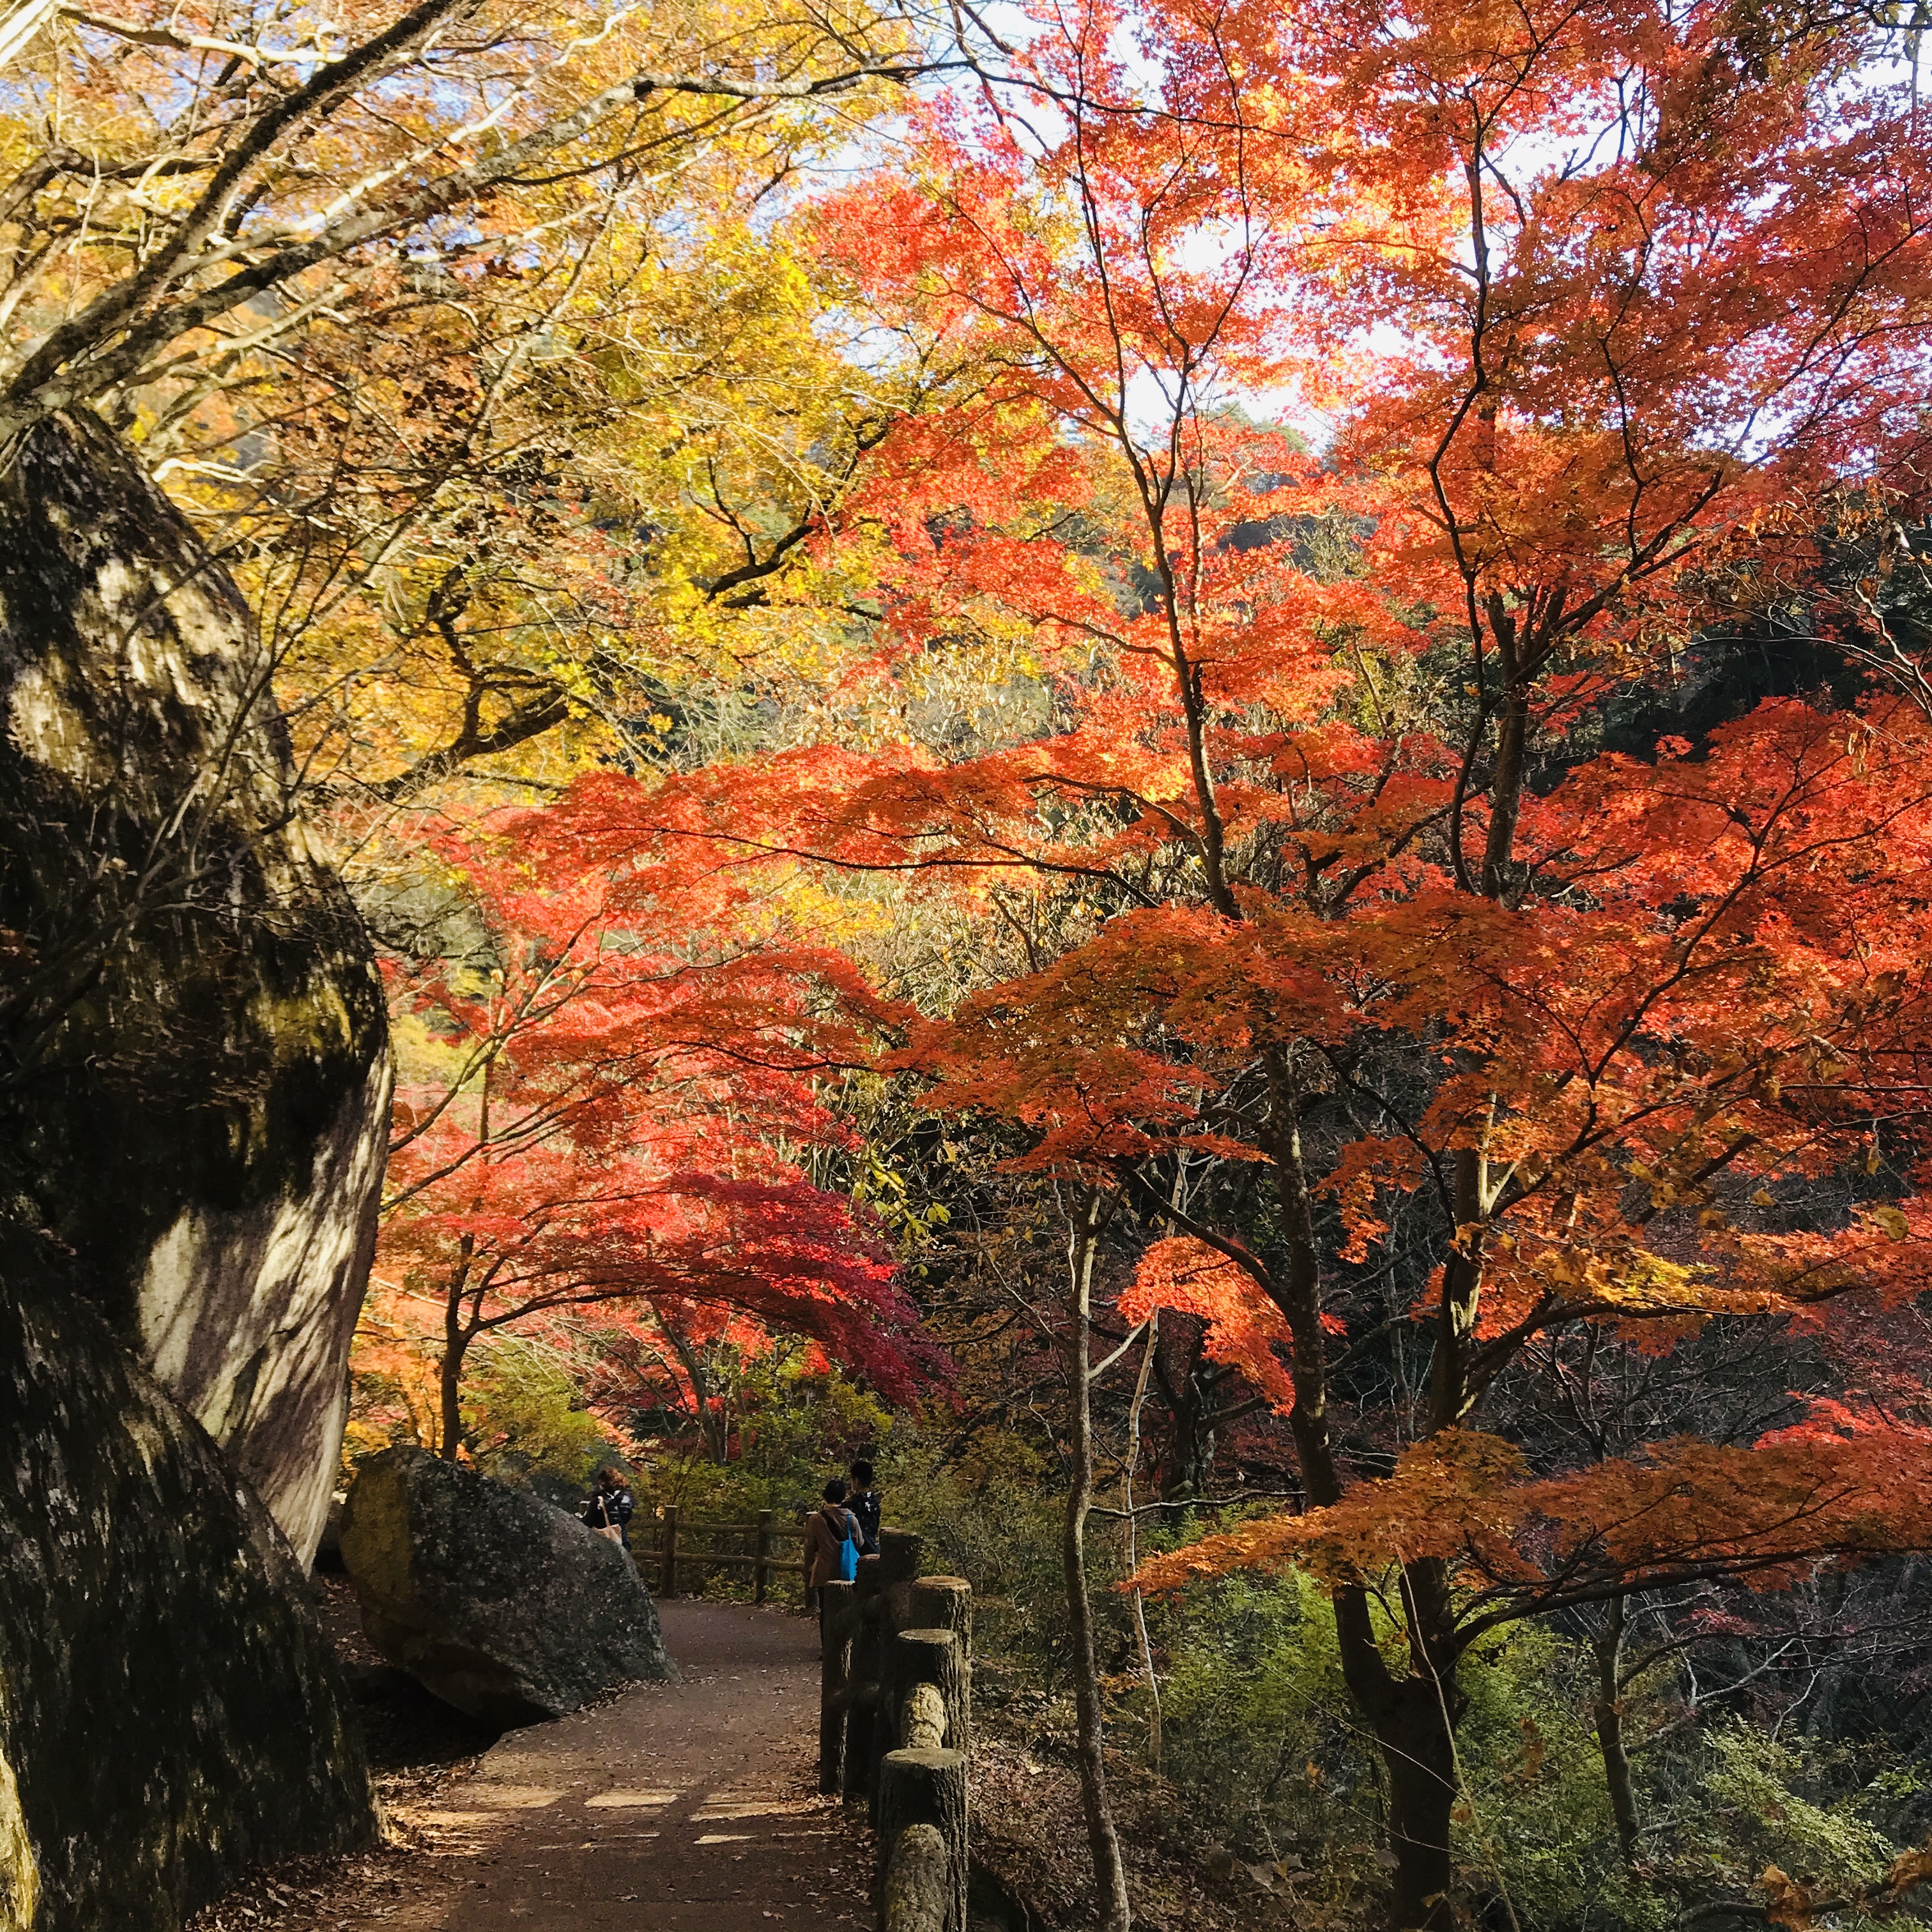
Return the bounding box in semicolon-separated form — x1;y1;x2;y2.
341;1446;674;1726
0;409;390;1566
0;1688;36;1932
0;1227;377;1931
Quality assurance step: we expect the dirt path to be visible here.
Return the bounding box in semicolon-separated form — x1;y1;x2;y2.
350;1600;872;1932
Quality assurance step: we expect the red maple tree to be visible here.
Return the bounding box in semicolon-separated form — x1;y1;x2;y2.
538;1;1932;1919
372;813;938;1460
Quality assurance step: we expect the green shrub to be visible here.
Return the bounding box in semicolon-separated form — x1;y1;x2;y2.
1152;1574;1654;1928
1674;1722;1905;1912
1156;1569;1374;1891
878;1430;1077;1689
1448;1622;1646;1931
462;1336;611;1484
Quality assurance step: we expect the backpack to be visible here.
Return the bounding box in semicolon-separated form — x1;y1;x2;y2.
826;1507;860;1583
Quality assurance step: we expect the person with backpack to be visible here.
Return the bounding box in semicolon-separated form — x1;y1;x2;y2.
802;1477;863;1609
846;1457;882;1557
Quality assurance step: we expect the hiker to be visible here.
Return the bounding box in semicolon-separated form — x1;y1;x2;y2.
581;1466;635;1549
802;1477;863;1609
846;1457;882;1556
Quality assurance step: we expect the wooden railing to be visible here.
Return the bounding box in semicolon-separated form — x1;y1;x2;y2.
627;1505;808;1603
818;1528;974;1932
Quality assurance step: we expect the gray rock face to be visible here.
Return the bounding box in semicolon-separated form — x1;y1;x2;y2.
0;410;390;1566
0;1226;378;1931
340;1446;673;1726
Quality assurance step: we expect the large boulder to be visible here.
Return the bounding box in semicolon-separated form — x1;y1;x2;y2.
0;410;390;1565
0;1227;377;1931
340;1446;673;1726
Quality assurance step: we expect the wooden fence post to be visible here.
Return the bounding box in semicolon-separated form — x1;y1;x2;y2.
819;1578;857;1795
908;1577;972;1761
877;1527;924;1632
857;1531;926;1804
872;1576;976;1932
877;1749;968;1932
873;1627;964;1828
660;1504;678;1599
893;1630;966;1761
755;1509;774;1604
908;1577;972;1658
843;1553;883;1804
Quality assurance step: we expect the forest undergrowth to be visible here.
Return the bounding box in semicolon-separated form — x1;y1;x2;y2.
334;1347;1932;1932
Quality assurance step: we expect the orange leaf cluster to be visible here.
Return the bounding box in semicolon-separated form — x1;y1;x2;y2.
1131;1416;1932;1609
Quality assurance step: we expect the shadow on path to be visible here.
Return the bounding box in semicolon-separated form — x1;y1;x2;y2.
362;1600;871;1932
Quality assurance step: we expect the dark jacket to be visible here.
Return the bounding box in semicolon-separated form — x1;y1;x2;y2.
583;1485;635;1545
848;1487;882;1556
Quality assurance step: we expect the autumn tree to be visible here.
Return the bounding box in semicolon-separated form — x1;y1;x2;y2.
535;0;1932;1920
0;0;936;454
372;811;937;1459
0;0;1000;991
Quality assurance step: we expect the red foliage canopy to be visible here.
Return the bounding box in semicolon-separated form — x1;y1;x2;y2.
375;812;942;1453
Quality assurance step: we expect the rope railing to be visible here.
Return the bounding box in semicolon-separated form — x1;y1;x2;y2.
818;1529;974;1932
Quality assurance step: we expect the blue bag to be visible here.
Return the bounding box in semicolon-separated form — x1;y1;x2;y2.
835;1511;860;1583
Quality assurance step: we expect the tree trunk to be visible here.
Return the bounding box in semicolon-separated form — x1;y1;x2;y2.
1064;1187;1133;1932
1250;1040;1485;1931
438;1285;470;1461
1124;1310;1163;1770
1333;1575;1463;1931
1591;1596;1641;1865
1478;673;1530;900
1383;1696;1459;1931
663;1322;730;1462
1154;1321;1218;1501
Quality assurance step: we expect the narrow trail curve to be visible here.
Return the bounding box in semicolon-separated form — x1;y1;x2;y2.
358;1600;871;1932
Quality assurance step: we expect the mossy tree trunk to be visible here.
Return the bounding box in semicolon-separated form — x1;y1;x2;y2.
1590;1595;1643;1866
